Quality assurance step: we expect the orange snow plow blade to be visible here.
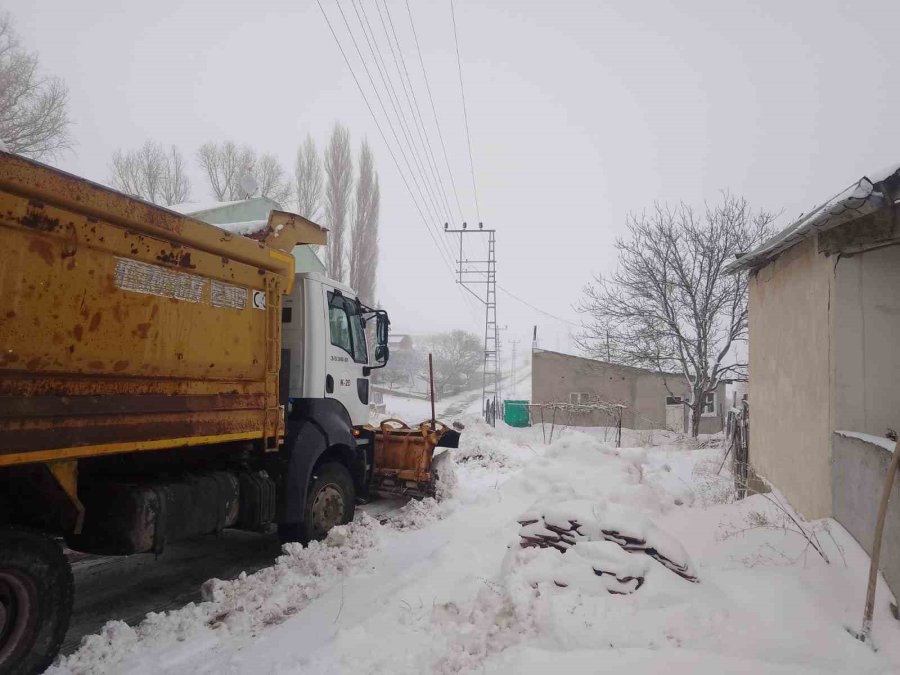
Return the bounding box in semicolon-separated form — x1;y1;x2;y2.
370;419;459;499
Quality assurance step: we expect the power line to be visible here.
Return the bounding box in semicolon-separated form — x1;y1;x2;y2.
405;0;466;223
315;0;455;276
352;0;451;232
344;0;444;233
376;0;456;226
498;284;582;328
316;0;482;322
347;0;459;266
449;0;481;222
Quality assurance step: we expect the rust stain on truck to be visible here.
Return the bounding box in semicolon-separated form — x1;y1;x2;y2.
0;151;326;468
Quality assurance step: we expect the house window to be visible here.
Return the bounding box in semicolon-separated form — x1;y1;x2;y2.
702;392;717;416
666;395;683;406
569;392;590;405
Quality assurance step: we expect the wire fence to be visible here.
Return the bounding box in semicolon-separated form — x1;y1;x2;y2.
720;400;750;497
526;401;626;446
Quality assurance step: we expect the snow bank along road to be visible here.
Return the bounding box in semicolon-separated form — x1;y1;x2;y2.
50;418;900;674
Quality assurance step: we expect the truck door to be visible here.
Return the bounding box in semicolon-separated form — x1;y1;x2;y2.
324;289;370;425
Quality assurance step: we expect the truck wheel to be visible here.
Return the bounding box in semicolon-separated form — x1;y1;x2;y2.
0;529;73;675
279;463;356;545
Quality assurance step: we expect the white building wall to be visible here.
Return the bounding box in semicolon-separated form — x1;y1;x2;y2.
748;237;835;519
833;246;900;436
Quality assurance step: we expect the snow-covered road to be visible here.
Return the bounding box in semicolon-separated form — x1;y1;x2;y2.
51;412;900;674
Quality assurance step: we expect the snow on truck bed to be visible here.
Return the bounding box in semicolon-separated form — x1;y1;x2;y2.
50;418;900;674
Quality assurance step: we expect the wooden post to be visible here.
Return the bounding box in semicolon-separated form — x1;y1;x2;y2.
859;443;900;642
540;405;546;444
428;353;436;431
549;407;558;444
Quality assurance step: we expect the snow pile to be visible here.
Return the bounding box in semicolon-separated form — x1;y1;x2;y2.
50;515;381;675
382;455;458;530
432;449;458;502
454;422;525;471
385;497;445;530
514;431;680;518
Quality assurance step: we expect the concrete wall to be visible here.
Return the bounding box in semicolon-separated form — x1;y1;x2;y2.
833;246;900;437
531;350;725;432
532;350;638;427
832;434;900;595
748;237;835;518
634;372;675;430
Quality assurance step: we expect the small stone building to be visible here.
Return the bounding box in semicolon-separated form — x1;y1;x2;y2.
531;349;725;434
728;163;900;593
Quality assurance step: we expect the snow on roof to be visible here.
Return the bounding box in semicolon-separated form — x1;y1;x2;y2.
727;162;900;273
214;219;269;237
167;199;246;215
835;430;896;453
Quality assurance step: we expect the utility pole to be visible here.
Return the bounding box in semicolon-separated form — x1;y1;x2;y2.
444;222;499;424
497;324;508;404
510;338;520;397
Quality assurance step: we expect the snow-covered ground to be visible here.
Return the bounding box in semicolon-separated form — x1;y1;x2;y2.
51;408;900;674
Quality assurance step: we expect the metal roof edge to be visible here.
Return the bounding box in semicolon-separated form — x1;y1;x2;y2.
726;163;900;274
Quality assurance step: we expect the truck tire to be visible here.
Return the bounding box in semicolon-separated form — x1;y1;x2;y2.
0;529;73;675
279;463;356;545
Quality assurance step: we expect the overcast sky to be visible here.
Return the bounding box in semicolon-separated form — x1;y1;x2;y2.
8;0;900;358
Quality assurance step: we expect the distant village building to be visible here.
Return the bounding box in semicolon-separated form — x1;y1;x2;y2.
531;349;725;434
169;197;326;276
728;164;900;592
388;333;414;352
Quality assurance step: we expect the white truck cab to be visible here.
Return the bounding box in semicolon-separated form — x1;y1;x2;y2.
282;272;388;426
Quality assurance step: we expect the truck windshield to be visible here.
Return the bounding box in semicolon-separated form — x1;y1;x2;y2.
328;292;368;364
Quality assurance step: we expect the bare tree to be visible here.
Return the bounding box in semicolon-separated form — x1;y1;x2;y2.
576;194;774;436
349;140;380;305
196;141;255;201
324;123;353;282
109;140;190;206
372;347;422;391
295;134;323;220
426;330;483;397
160;145;191;206
196;141;292;206
0;13;71;158
255;152;292;205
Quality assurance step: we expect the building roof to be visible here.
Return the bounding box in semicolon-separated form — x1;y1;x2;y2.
726;163;900;273
533;348;686;380
167;199;247;215
388;334;413;347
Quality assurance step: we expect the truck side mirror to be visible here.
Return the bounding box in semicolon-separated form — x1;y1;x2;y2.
375;344;389;365
376;313;389;345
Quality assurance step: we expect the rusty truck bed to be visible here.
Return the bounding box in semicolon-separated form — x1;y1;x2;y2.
0;151;325;467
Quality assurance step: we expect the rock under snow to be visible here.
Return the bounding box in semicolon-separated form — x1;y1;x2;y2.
517;499;698;585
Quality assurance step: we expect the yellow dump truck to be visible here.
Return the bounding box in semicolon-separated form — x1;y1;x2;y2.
0;152;459;674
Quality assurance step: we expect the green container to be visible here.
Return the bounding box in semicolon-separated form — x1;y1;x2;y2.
503;400;531;427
